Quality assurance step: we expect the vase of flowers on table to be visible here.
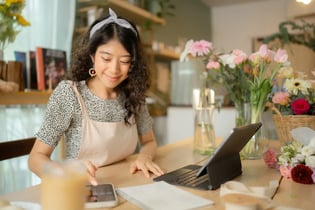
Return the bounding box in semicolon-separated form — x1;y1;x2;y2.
180;40;217;155
211;49;251;127
240;44;290;159
207;44;290;159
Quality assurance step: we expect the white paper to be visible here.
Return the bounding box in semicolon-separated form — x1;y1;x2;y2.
117;181;213;210
290;127;315;145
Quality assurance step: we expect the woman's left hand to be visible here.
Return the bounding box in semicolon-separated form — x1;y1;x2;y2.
130;154;164;178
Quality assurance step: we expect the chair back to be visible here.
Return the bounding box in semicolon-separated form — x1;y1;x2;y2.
0;137;35;161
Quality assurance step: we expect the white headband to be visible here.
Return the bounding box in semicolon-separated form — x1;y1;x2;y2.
89;8;137;39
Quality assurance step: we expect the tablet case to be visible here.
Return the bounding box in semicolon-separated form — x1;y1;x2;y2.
197;122;262;190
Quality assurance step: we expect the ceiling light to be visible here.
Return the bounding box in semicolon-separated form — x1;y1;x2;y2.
296;0;312;4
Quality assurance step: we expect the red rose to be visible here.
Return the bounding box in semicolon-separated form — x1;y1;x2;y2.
291;164;314;184
291;98;310;115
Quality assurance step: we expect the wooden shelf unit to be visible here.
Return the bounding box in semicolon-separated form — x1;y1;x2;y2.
0;91;51;105
75;0;166;34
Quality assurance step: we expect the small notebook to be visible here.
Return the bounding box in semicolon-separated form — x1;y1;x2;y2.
117;181;213;210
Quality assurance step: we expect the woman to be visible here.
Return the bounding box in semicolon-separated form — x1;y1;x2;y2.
28;8;164;185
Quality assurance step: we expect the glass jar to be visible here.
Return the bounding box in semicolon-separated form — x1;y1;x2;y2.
41;160;87;210
193;73;216;155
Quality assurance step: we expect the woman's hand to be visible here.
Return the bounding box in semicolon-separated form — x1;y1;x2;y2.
130;154;164;178
85;160;98;185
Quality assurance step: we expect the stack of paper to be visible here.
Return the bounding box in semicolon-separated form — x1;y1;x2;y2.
117;181;213;210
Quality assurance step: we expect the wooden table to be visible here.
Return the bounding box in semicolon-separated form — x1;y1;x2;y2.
0;138;313;210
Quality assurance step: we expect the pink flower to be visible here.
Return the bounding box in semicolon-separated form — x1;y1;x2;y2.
206;59;220;69
232;49;247;65
263;148;278;168
249;52;261;64
274;49;288;63
272;91;290;106
257;44;274;62
189;40;213;57
280;165;292;178
291;98;310;114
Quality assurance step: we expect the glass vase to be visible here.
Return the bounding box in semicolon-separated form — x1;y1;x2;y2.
240;106;266;159
234;102;251;127
192;72;216;155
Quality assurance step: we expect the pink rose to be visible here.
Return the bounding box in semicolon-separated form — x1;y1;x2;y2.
291;98;310;115
272;92;290;106
206;60;220;69
280;165;292;178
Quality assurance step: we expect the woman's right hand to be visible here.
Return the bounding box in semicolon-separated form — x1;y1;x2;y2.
85;160;98;186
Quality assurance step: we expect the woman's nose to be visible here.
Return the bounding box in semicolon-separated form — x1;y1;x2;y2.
110;60;120;74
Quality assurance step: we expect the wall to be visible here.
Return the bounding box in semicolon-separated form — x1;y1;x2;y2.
154;0;212;47
211;0;287;54
211;0;315;54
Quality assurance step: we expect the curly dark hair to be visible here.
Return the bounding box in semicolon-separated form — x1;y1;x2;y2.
70;14;150;125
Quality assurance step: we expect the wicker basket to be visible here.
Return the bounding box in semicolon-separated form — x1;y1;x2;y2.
272;107;315;143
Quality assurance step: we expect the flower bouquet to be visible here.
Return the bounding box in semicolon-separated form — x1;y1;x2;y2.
180;40;218;155
263;127;315;184
270;69;315;143
0;0;30;50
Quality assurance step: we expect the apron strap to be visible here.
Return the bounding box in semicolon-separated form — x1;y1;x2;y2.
67;80;89;120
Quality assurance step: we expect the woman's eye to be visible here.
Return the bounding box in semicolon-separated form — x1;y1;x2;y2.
120;60;131;64
102;57;111;62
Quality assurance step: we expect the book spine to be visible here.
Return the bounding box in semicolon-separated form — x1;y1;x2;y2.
36;48;45;91
25;52;31;90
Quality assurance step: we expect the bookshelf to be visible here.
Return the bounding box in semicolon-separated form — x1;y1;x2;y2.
75;0;166;34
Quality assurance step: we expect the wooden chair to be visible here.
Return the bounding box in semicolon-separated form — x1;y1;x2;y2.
0;137;35;161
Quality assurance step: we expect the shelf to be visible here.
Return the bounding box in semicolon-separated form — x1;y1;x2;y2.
78;0;166;26
0;91;51;105
154;50;180;60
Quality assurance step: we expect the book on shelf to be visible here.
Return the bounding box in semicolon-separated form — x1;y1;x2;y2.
29;51;38;90
14;51;28;89
35;47;67;91
13;51;38;90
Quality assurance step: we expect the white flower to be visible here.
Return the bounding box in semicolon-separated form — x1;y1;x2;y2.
291;153;305;165
219;54;236;68
283;78;312;95
278;154;290;165
179;39;194;62
305;156;315;168
301;145;315;156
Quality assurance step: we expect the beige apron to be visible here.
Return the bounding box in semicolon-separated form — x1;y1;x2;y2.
70;81;138;167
